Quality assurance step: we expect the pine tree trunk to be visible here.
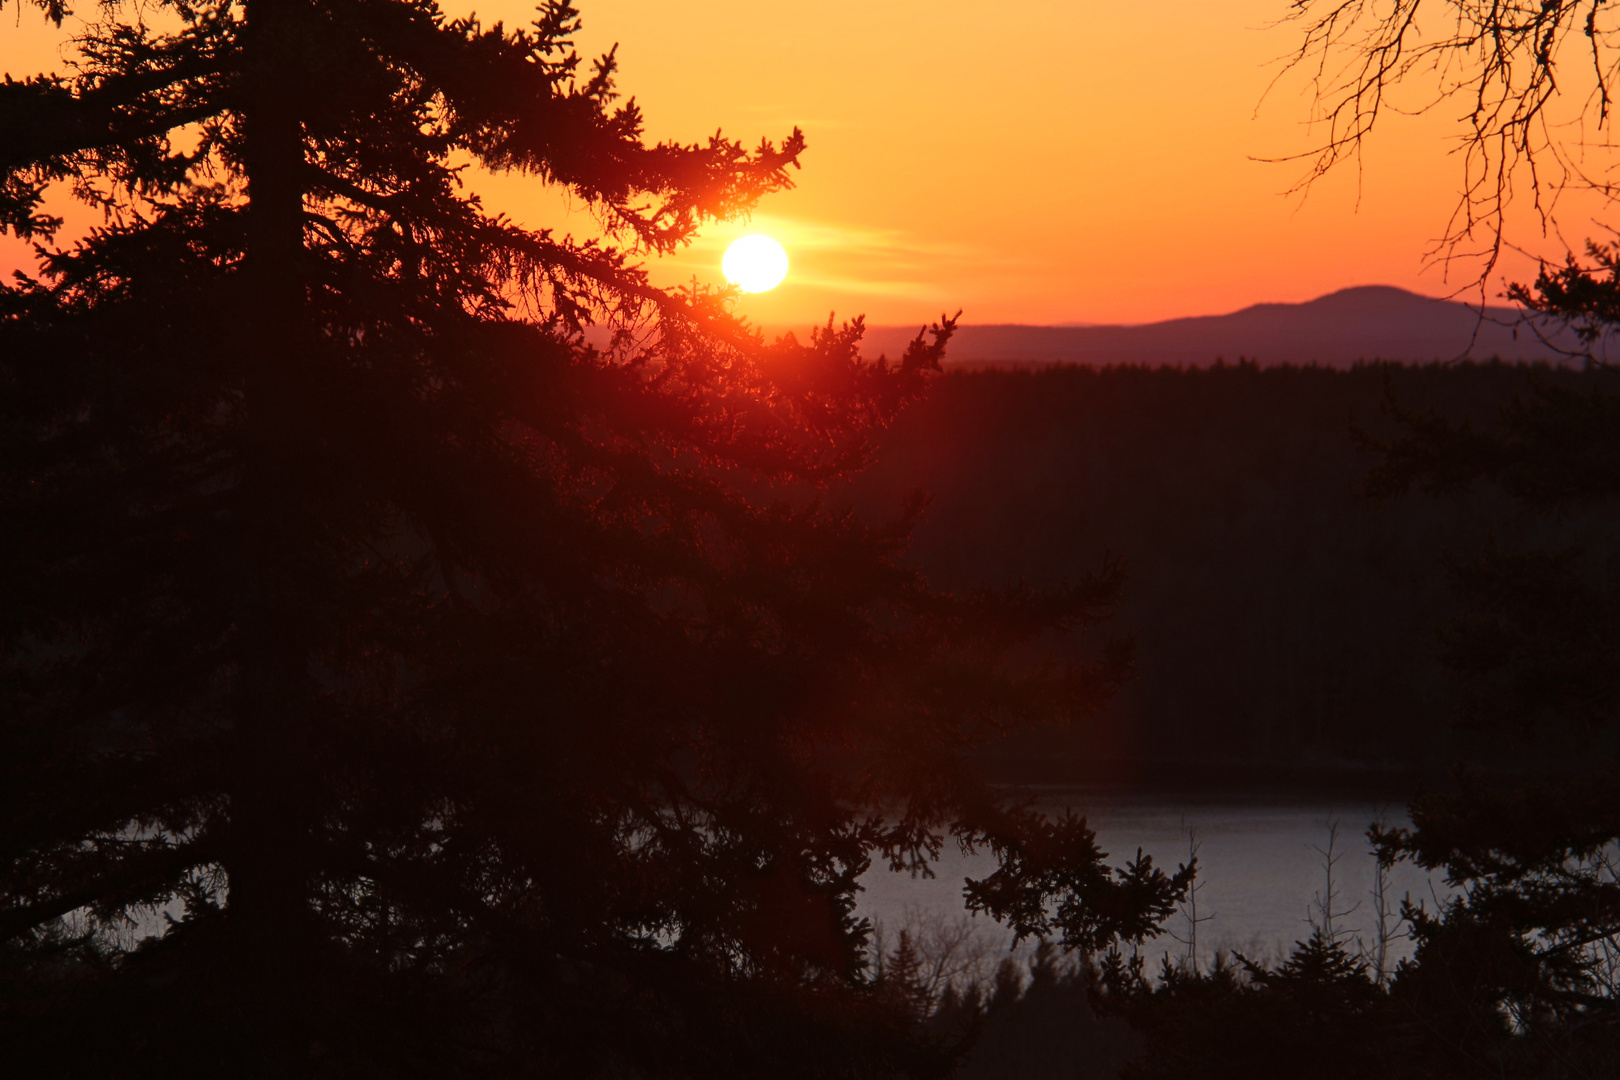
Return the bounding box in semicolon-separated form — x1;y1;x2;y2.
232;0;315;1069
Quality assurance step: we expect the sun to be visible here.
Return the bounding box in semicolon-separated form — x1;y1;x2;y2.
721;235;789;293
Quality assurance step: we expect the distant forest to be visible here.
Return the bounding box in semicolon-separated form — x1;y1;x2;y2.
847;361;1620;787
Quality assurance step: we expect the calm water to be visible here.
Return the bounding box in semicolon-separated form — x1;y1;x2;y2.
858;788;1449;972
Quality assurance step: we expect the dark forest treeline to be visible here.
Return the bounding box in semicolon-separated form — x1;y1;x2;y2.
847;360;1620;785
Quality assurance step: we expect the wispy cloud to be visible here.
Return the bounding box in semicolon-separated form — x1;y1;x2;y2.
654;215;988;300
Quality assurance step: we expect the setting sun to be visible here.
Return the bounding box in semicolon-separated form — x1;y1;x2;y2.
721;234;789;293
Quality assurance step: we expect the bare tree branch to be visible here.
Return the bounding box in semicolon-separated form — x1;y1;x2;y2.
1274;1;1620;279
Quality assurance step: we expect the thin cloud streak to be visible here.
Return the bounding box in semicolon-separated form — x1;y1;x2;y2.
653;215;999;302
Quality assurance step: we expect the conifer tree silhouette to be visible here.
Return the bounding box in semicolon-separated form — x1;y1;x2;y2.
0;2;1185;1075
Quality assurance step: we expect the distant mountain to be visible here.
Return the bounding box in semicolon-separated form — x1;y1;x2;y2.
854;285;1586;368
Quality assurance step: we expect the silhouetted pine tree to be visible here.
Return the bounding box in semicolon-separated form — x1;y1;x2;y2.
1356;248;1620;1077
1360;274;1620;742
1369;773;1620;1078
0;2;1182;1076
1091;247;1620;1080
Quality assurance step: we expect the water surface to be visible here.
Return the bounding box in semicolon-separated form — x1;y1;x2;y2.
858;788;1448;972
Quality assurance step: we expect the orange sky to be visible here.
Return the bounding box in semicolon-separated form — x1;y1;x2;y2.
5;2;1617;328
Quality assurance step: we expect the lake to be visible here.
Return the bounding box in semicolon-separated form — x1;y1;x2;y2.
857;788;1448;974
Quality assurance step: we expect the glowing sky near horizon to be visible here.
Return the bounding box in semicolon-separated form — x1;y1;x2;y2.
5;1;1618;329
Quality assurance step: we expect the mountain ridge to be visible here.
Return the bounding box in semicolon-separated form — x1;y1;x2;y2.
845;285;1585;368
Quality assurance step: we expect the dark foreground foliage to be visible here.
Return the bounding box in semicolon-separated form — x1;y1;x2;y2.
1092;783;1620;1080
879;780;1620;1080
0;2;1189;1076
870;932;1136;1080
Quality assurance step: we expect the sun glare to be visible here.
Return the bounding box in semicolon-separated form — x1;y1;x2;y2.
721;235;789;293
